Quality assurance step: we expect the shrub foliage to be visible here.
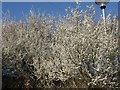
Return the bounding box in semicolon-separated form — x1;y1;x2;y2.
2;5;119;88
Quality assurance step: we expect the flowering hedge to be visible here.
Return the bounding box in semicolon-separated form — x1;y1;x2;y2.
2;5;119;88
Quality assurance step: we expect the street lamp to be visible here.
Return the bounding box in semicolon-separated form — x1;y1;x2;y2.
95;0;110;20
95;0;110;34
75;0;79;4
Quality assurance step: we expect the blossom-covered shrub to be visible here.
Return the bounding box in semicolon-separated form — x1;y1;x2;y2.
2;5;119;88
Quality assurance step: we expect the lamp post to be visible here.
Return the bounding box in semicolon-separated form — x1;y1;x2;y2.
75;0;79;4
95;0;110;34
95;0;110;20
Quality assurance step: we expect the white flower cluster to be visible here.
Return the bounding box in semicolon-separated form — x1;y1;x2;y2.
2;6;119;88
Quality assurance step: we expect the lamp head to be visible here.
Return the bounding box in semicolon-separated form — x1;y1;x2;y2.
95;0;110;7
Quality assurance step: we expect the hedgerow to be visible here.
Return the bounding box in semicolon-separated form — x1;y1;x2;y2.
2;5;119;88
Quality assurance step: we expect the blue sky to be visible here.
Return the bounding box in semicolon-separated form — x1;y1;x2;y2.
2;2;118;21
2;0;120;2
0;2;1;22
